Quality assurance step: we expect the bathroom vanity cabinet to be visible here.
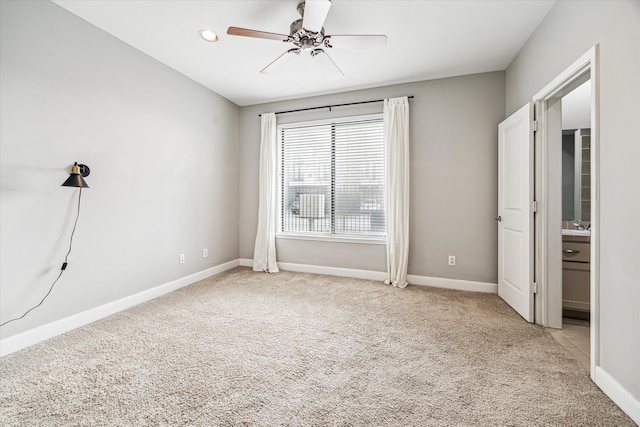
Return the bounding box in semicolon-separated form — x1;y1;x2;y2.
562;237;590;315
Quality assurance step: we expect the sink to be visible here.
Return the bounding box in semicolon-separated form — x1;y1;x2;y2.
562;229;591;236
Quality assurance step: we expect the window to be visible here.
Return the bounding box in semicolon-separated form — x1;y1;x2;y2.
278;114;385;239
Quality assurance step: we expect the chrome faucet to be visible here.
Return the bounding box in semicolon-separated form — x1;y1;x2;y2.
573;222;584;231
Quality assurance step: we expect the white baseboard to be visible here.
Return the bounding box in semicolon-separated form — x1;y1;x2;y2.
277;261;388;281
594;366;640;424
0;259;240;357
238;259;497;293
407;274;497;293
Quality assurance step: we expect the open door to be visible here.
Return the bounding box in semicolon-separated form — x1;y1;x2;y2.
497;103;535;322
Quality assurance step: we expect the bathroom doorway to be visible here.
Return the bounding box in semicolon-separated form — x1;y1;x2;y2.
531;46;598;377
553;80;592;369
560;81;592;321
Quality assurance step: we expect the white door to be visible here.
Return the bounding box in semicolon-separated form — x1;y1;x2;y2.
497;103;534;322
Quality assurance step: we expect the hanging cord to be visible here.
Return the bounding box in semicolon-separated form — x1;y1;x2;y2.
0;188;83;328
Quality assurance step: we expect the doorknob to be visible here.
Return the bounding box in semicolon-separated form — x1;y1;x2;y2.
495;215;502;222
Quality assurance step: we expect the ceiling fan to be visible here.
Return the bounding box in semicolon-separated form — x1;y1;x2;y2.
227;0;387;80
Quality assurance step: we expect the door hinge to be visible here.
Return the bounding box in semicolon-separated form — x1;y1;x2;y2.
532;200;538;213
531;282;538;294
531;120;539;132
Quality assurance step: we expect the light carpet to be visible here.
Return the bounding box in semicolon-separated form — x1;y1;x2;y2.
0;267;634;426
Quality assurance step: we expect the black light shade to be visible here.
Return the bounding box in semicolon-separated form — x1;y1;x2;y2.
62;162;90;188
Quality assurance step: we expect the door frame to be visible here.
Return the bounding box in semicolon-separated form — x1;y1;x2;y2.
531;46;599;377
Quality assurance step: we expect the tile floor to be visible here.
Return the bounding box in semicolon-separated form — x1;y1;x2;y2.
549;317;590;370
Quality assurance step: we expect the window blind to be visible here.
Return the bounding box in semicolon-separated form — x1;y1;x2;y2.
279;115;385;238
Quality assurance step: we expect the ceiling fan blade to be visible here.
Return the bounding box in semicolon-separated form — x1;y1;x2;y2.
261;49;301;74
311;49;343;81
324;35;387;50
302;0;332;33
227;27;291;42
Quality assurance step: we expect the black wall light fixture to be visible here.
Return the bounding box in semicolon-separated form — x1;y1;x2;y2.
0;162;91;328
62;162;90;188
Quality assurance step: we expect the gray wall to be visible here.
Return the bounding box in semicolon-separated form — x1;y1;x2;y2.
506;0;640;403
239;72;505;285
0;1;239;338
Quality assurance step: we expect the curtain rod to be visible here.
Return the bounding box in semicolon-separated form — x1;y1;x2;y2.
258;96;414;117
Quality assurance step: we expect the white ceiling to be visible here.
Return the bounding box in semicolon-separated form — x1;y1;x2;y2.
52;0;555;106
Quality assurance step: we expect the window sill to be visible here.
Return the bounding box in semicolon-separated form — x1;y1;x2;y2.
276;233;386;246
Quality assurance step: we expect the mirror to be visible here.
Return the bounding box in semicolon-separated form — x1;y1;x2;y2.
562;130;590;221
561;80;591;222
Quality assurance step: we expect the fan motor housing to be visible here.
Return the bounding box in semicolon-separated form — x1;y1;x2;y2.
290;19;324;50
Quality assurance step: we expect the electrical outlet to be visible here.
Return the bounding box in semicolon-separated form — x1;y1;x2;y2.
448;255;456;266
203;248;208;258
179;253;185;264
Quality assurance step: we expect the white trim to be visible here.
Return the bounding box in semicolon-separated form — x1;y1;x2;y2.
0;259;240;357
278;261;387;281
534;97;564;329
275;233;386;245
594;366;640;425
533;47;595;101
407;274;497;293
254;259;497;293
588;46;601;378
239;258;253;267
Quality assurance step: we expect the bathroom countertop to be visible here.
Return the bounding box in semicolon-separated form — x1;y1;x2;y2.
562;229;591;237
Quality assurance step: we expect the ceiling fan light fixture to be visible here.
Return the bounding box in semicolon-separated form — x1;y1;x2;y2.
227;0;385;78
199;29;219;42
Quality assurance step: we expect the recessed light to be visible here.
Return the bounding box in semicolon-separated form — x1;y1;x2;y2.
199;30;219;42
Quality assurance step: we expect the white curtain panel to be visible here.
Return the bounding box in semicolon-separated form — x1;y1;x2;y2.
384;97;410;288
253;113;279;273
